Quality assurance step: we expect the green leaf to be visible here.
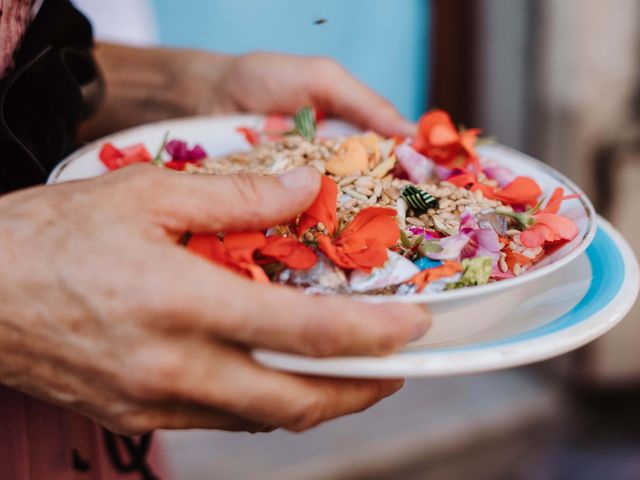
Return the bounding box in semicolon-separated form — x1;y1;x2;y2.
152;131;170;165
400;230;413;248
293;106;317;142
495;208;532;228
446;257;492;289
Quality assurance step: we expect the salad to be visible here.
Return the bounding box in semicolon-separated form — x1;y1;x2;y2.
98;108;580;295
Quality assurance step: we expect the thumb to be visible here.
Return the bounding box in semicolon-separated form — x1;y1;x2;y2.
149;166;321;233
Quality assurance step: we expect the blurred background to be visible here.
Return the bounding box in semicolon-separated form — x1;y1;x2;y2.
75;0;640;478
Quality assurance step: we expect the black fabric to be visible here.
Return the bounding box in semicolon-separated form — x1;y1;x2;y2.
0;0;102;193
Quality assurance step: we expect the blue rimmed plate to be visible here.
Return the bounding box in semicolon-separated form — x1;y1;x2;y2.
255;216;639;377
49;114;605;361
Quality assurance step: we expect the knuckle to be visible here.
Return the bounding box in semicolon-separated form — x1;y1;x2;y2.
287;391;327;432
373;332;401;355
121;349;182;401
229;173;265;204
301;316;347;357
312;56;340;74
310;57;342;87
121;164;165;191
108;412;156;436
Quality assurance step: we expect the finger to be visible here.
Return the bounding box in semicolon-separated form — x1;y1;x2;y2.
102;403;274;435
309;59;417;137
145;341;404;432
112;164;321;233
164;249;431;357
132;406;275;434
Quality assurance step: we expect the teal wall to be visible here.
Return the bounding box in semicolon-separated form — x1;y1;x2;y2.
151;0;429;121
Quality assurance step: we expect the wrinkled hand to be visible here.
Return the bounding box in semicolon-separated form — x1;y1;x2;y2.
86;46;415;141
0;166;430;435
211;52;416;137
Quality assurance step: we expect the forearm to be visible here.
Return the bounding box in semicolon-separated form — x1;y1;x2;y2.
78;43;231;142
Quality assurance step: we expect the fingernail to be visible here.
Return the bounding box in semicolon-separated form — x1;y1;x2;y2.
278;167;317;191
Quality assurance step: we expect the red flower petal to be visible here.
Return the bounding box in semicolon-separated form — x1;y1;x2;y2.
520;223;552;248
236;127;261;146
493;176;542;207
298;176;338;235
341;207;399;246
260;236;317;269
186;232;269;282
534;213;579;241
413;110;480;167
223;232;267;264
317;235;358;270
120;144;152;161
99;142;152;171
187;233;225;261
542;187;564;214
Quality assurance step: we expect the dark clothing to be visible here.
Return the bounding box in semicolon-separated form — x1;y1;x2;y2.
0;0;101;193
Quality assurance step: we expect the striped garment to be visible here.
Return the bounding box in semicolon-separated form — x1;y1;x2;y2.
0;0;39;78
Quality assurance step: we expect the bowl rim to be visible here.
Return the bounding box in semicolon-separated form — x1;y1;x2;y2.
49;114;598;305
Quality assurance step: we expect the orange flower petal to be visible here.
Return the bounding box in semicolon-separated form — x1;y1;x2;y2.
342;243;391;271
447;172;478;188
506;250;537;269
187;234;226;262
534;213;579;241
410;260;463;292
317;235;358;270
520;223;552;248
223;232;267;263
187;232;270;282
341;207;399;247
459;129;481;157
413;110;479;167
260;236;317;269
419;110;459;146
298;176;338;235
494;176;542;207
542;187;564;214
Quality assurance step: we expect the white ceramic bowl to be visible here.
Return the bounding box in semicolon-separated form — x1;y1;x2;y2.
49;114;597;346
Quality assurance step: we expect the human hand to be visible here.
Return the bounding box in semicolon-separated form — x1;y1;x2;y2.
86;46;415;141
0;166;430;434
211;52;416;137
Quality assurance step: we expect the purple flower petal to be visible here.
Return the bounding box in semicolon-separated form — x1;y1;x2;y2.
396;143;434;184
408;226;438;239
166;139;208;161
460;228;501;264
427;234;470;260
459;210;480;233
482;160;516;188
435;165;454;180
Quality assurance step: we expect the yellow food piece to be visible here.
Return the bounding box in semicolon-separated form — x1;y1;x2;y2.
371;154;397;178
358;132;381;168
326;138;369;176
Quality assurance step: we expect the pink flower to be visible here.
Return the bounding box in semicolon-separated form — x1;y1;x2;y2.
166;140;207;161
482;160;516;188
507;188;580;248
427;211;500;264
164;139;208;171
396;143;434;184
